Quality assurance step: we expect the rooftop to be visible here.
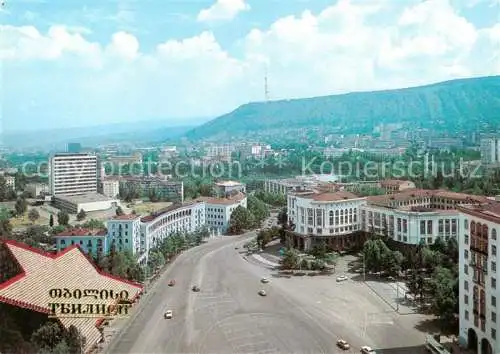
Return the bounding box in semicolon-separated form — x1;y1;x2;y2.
140;201;202;222
215;180;244;187
0;240;143;353
380;179;413;187
196;191;246;205
54;228;107;237
53;192;117;204
112;214;140;221
459;202;500;222
291;190;361;202
367;189;488;206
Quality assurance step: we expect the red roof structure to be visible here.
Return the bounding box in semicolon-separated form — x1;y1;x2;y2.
0;240;143;353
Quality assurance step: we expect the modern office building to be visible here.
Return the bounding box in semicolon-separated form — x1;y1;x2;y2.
49;153;98;196
118;176;184;203
53;193;118;213
458;202;500;354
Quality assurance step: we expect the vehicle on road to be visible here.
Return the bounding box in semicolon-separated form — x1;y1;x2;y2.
361;346;376;354
336;339;350;350
235;247;239;249
261;277;270;283
336;275;348;282
168;280;175;286
258;290;267;296
164;310;173;319
192;285;201;292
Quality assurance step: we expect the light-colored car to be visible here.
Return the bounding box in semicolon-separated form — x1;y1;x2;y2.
361;346;376;354
336;275;348;282
258;290;267;296
336;339;350;350
261;277;270;283
164;310;173;319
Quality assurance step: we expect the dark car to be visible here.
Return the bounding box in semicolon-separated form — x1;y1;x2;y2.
168;280;176;286
192;285;201;292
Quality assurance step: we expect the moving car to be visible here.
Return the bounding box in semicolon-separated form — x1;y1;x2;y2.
258;290;267;296
261;277;270;284
164;310;173;319
361;346;376;354
192;285;201;292
168;280;175;286
336;339;350;350
336;275;348;282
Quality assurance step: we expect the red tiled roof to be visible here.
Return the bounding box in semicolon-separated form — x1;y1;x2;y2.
291;190;360;202
54;228;107;237
0;240;143;353
380;179;412;187
367;188;488;205
458;202;500;223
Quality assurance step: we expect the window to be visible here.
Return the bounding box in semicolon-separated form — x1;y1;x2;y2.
493;229;497;240
420;221;426;235
307;209;313;225
329;211;334;225
397;218;402;232
493;278;497;289
492;296;497;307
465;310;469;320
464;294;469;304
465;235;469;245
493;261;497;273
464;219;468;230
493;245;497;256
493;312;497;323
427;220;432;234
492;328;497;340
464;264;469;275
464;280;469;291
465;250;469;259
316;209;322;226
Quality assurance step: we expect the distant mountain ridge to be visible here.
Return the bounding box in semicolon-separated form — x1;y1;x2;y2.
186;76;500;140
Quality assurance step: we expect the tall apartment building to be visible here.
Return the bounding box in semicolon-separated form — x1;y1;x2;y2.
481;137;500;167
458;203;500;354
49;153;98;196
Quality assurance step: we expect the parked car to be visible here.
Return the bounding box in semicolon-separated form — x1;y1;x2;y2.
336;339;350;350
336;275;348;282
258;290;267;296
192;285;201;292
164;310;173;319
168;280;175;286
261;277;270;284
361;346;376;354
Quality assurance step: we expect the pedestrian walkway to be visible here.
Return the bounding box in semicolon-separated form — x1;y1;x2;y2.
252;254;280;267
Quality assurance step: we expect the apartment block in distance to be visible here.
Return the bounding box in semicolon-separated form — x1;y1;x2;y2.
49;153;98;195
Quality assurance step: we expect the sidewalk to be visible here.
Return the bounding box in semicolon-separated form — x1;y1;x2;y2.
252;254;280;267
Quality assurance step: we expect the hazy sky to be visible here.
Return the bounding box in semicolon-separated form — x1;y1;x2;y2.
1;0;499;132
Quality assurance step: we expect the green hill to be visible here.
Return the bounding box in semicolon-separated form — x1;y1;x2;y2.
186;76;500;140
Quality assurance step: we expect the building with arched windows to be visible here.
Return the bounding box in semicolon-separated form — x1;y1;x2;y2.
458;203;500;354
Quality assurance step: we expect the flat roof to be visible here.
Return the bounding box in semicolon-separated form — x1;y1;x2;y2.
196;192;246;205
215;180;244;187
112;214;141;221
54;193;116;204
291;190;361;202
0;240;143;353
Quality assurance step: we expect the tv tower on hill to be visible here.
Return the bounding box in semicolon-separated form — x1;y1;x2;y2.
264;66;270;102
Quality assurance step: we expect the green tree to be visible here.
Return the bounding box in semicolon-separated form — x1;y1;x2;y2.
247;195;269;227
81;219;105;229
64;325;86;354
148;251;165;271
280;248;300;270
31;322;64;351
14;197;27;216
116;206;124;216
428;266;458;327
57;211;69;226
228;206;254;234
76;209;86;221
49;214;54;227
28;208;40;223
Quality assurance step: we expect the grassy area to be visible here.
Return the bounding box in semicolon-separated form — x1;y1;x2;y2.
130;202;173;215
10;213;48;227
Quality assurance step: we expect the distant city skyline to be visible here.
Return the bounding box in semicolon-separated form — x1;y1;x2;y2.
1;0;499;131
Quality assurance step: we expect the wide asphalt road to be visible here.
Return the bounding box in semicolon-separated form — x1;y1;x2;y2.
106;234;368;354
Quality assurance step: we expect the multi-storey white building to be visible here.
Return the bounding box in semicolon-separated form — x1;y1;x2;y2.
140;201;206;258
481;137;500;167
99;178;120;198
458;203;500;354
49;153;98;196
197;192;247;234
361;189;488;245
54;228;109;256
107;214;142;256
287;190;366;250
214;180;246;197
25;182;49;198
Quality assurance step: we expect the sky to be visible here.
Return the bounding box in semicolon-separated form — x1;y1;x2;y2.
0;0;499;132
